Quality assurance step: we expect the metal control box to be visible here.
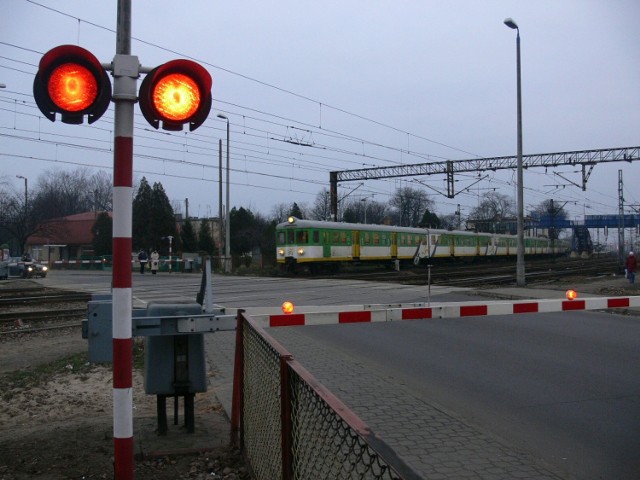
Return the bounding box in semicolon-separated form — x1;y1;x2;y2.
143;303;208;395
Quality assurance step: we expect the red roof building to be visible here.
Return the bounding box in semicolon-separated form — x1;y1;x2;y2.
26;211;110;263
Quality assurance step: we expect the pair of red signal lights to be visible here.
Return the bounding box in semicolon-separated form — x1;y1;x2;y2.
33;45;212;131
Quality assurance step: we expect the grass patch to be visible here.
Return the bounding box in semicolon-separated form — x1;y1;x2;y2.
0;342;146;401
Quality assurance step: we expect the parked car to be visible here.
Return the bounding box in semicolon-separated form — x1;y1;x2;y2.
6;257;48;278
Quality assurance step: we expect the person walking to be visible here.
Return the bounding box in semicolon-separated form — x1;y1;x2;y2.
138;249;148;274
150;249;160;275
625;251;637;284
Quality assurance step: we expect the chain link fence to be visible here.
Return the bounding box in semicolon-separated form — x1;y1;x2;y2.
232;312;421;480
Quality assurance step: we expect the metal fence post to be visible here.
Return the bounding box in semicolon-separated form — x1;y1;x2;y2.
231;310;245;446
280;355;294;480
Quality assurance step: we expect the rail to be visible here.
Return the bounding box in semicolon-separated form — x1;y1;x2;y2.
231;311;421;480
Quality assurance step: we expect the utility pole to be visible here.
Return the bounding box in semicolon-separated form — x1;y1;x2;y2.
618;169;625;268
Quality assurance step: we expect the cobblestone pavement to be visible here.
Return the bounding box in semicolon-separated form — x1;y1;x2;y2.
206;324;565;479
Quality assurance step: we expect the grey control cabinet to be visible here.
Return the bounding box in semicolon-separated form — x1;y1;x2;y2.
143;303;208;395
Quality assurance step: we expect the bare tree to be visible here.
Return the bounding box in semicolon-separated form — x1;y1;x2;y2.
309;189;332;220
389;186;434;227
469;191;514;221
88;170;113;212
271;203;291;224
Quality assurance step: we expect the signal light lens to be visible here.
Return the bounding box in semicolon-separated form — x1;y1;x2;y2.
33;45;111;124
48;63;98;112
282;301;295;314
152;73;201;121
566;289;578;301
139;59;212;131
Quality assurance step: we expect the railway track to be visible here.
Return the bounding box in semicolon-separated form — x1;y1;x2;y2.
300;254;620;288
0;285;89;335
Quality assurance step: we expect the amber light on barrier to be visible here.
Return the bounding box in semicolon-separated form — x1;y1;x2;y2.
282;301;295;314
152;73;201;121
566;289;578;301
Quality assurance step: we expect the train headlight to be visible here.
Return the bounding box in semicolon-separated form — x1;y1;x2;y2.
287;216;295;224
297;248;305;256
278;248;285;256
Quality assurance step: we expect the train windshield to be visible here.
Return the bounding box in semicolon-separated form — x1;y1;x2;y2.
296;230;308;244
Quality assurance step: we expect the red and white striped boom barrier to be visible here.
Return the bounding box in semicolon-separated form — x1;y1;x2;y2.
251;296;640;329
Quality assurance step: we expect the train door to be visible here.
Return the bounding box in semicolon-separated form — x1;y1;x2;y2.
322;230;331;258
352;230;360;259
391;232;397;258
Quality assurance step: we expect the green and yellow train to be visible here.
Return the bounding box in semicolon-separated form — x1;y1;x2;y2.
276;217;568;272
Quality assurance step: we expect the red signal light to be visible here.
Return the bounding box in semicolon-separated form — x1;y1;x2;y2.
33;45;111;124
139;59;212;131
566;289;578;301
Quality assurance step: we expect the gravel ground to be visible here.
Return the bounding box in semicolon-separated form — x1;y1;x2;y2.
0;281;250;480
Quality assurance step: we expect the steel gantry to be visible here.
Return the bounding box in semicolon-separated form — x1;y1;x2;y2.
329;146;640;220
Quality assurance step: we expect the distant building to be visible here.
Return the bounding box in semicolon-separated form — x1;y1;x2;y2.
26;211;110;263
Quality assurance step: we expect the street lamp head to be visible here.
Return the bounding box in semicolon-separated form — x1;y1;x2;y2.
217;113;228;121
504;17;518;30
16;175;26;180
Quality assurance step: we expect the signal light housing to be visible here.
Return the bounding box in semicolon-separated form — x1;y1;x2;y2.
138;59;212;131
33;45;112;124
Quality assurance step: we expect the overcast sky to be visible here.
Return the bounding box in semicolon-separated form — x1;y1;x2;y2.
1;0;639;224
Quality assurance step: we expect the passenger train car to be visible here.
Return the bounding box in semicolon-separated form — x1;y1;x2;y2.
276;217;568;271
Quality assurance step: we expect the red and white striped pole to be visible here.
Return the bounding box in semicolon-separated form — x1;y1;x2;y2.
112;1;136;478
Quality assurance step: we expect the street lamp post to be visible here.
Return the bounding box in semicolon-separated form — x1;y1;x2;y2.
16;175;27;212
217;114;231;273
504;17;526;287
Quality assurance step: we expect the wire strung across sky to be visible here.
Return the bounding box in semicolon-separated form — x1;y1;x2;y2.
1;3;634;219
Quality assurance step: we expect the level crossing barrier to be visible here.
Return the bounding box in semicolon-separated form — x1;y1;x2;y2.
251;295;640;328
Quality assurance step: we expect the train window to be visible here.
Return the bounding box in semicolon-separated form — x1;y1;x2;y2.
277;232;285;244
313;231;319;243
332;231;340;243
374;233;380;245
341;232;347;244
296;231;308;244
287;230;294;244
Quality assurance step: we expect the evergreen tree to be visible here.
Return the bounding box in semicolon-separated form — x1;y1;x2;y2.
91;212;112;255
133;178;180;253
230;207;256;255
151;182;179;252
419;209;440;228
132;177;153;250
181;218;198;252
197;219;215;255
289;202;304;219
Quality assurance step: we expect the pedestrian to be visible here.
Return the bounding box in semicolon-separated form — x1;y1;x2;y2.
625;251;637;284
138;249;148;274
150;249;159;275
